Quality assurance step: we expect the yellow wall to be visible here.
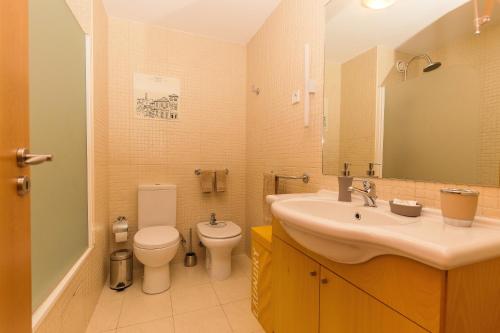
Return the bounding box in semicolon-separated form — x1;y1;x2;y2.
35;0;109;331
107;18;247;261
246;0;500;244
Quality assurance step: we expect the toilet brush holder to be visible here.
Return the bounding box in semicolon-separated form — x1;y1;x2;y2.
184;228;197;267
184;252;197;267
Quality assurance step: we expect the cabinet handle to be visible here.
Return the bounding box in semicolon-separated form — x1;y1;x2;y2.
321;278;328;284
309;271;317;277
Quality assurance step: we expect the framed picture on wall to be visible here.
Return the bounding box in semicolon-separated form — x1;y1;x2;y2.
133;73;180;120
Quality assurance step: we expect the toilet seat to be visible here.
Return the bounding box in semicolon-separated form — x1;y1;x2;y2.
134;226;179;250
197;221;241;239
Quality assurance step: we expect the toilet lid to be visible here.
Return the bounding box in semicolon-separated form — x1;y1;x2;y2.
197;221;241;239
134;226;179;249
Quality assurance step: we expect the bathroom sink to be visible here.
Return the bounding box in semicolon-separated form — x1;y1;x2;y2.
274;197;413;226
269;191;500;269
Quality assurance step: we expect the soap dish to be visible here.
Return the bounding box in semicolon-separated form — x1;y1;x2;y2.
389;201;422;217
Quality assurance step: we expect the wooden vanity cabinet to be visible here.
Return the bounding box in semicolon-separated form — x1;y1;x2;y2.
319;267;427;333
272;219;500;333
272;236;320;333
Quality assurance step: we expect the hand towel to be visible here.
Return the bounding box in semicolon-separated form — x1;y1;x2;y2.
200;170;214;193
215;170;227;192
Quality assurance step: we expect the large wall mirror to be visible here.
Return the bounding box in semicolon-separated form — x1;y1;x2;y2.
323;0;500;187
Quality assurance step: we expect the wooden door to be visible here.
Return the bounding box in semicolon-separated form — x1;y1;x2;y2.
0;1;31;332
272;237;320;333
319;267;427;333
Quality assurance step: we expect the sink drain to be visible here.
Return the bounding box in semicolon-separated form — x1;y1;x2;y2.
354;212;361;220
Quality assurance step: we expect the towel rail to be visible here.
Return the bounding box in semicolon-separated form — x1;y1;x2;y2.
194;168;229;176
274;173;310;194
275;173;310;183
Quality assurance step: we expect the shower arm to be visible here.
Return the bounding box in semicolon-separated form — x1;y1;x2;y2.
403;55;432;81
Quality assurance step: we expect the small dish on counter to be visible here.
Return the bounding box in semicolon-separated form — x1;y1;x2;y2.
389;200;423;217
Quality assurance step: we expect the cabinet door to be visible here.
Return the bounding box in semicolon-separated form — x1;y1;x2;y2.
319;267;427;333
273;237;320;333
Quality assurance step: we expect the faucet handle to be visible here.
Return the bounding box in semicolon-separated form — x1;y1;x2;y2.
362;180;375;190
353;178;375;190
363;181;377;199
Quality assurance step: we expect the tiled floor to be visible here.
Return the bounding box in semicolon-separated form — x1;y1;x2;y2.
86;255;264;333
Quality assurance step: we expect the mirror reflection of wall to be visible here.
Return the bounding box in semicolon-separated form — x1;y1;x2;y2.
323;0;500;187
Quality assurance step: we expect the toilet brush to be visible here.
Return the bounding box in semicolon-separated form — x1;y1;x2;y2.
184;228;197;267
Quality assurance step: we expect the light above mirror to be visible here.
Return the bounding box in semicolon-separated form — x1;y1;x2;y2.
362;0;397;10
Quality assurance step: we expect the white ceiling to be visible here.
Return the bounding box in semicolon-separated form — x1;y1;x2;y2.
102;0;281;44
325;0;470;63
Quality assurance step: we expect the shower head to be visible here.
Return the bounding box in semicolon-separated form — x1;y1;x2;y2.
423;61;442;72
396;54;442;80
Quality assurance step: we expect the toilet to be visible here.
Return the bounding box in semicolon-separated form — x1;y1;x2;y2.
134;184;180;294
197;220;242;280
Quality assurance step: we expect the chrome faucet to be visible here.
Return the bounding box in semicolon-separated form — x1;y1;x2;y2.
348;180;377;207
209;212;217;225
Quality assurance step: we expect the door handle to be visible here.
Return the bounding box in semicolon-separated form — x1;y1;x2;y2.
16;148;53;167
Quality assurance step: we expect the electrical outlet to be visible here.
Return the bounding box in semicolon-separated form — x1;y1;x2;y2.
292;90;301;105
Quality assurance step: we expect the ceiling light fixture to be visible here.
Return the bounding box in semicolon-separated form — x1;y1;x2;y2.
362;0;397;10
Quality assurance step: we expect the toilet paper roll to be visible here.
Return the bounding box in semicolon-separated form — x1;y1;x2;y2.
115;232;128;243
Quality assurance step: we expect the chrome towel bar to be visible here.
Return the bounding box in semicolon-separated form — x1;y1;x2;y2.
194;168;229;175
274;173;310;194
275;173;310;183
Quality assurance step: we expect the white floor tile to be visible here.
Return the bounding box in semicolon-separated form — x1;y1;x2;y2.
173;306;232;333
116;317;175;333
86;299;122;333
170;283;219;314
212;275;251;304
117;291;172;328
222;298;264;333
87;255;258;333
98;284;127;305
232;255;252;277
121;280;146;300
170;261;211;290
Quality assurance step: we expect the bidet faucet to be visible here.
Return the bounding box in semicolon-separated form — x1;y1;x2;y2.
210;212;217;225
348;180;377;207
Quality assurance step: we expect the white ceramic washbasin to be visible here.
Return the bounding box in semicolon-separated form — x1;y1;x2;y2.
269;191;500;270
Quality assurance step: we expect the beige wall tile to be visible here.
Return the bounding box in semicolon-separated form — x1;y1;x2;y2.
107;18;247;263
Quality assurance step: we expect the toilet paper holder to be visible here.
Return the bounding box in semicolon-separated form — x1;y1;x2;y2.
113;216;128;233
